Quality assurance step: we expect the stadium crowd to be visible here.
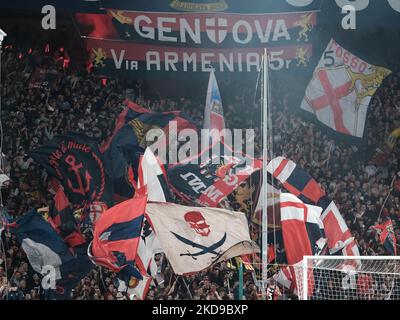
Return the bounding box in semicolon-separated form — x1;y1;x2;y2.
0;34;400;300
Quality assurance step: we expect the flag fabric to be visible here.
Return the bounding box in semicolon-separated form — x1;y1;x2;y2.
301;38;391;138
204;70;225;143
49;184;86;248
239;255;255;271
372;219;397;255
30;132;113;207
48;245;93;300
168;142;262;212
320;201;355;254
320;200;360;264
268;156;359;258
273;266;298;295
137;148;172;202
124;148;169;297
89;195;146;276
10;210;76;280
273;263;315;299
118;275;152;300
267;156;327;207
136;148;169;275
252;180;281;227
82;201;108;227
102;121;144;202
280;193;326;265
145;202;259;275
101;99;197;153
10;210;92;299
226;256;254;271
100;100;196;201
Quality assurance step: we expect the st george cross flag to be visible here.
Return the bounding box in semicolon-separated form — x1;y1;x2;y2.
204;70;225;144
145;202;258;275
320;201;360;257
301;39;391;138
280;193;326;265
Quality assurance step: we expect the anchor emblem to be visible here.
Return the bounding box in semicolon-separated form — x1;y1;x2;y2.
65;154;92;196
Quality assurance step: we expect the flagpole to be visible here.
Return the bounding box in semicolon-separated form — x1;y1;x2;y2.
238;258;244;300
261;48;269;299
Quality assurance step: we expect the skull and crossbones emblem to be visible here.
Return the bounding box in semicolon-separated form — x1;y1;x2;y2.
184;211;211;237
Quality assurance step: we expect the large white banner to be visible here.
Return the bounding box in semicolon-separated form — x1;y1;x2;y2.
145;202;258;275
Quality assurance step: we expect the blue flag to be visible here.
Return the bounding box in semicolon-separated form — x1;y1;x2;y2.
11;210;92;299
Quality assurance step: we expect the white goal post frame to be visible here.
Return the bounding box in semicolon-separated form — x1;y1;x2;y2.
301;255;400;300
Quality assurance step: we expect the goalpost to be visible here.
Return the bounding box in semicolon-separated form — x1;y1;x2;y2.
294;256;400;300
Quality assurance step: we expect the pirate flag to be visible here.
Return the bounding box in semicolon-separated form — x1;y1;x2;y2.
145;202;259;275
31;132;113;207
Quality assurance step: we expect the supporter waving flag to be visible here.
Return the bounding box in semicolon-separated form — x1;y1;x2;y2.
372;219;397;255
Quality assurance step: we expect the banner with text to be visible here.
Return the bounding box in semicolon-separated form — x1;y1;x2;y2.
77;10;317;74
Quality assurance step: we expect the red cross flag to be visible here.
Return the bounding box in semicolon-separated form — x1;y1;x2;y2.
301;39;391;138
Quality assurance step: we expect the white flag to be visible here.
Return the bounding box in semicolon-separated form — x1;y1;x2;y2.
204;70;225;146
146;202;258;275
138;148;171;202
118;276;152;300
301;39;391;138
136;148;167;276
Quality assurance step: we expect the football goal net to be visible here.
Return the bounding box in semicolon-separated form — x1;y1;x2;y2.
294;256;400;300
